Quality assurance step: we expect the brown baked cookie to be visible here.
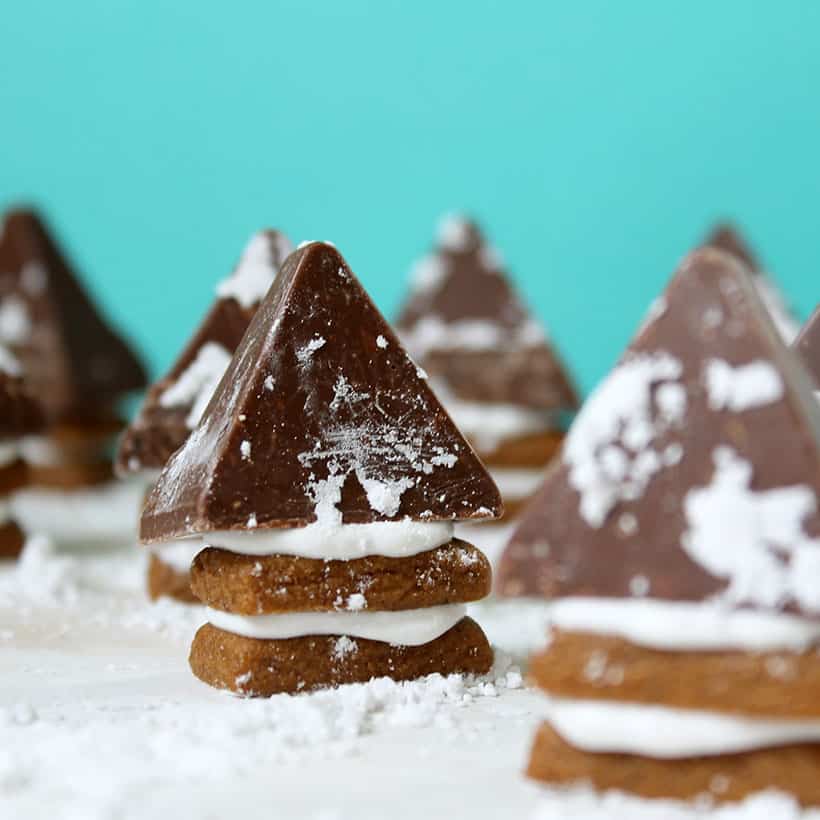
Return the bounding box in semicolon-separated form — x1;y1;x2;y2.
189;616;493;696
477;430;564;469
0;460;28;495
147;553;198;603
27;460;114;489
531;630;820;719
527;721;820;807
191;539;491;615
0;520;25;559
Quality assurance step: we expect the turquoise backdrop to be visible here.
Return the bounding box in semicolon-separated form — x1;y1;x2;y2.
2;1;820;394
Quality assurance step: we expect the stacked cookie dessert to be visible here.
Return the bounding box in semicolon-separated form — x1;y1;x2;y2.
117;229;292;601
141;241;501;695
704;222;800;342
396;215;578;522
0;208;146;494
0;344;44;557
500;247;820;806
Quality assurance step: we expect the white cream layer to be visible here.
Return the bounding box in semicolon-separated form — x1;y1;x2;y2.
203;520;454;561
0;442;18;468
206;603;466;646
490;467;545;502
150;538;203;572
19;435;109;468
546;697;820;758
549;597;820;652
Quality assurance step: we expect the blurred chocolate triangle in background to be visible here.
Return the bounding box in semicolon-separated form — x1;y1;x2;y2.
396;214;578;412
498;246;820;618
0;208;147;426
116;229;293;479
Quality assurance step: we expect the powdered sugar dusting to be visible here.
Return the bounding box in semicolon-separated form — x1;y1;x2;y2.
216;231;293;309
402;316;544;358
0;295;31;344
297;336;326;365
159;341;233;429
683;446;820;612
0;343;21;376
705;359;784;412
564;352;686;527
436;213;472;251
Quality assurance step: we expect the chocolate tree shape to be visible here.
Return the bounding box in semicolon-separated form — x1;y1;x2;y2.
793;305;820;386
141;242;502;541
0;208;147;424
703;222;799;342
396;215;578;411
498;247;820;618
116;230;293;475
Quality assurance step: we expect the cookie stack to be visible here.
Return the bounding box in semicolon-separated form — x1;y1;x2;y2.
117;229;293;601
501;248;820;806
396;215;578;522
140;241;501;696
0;208;146;492
0;345;44;558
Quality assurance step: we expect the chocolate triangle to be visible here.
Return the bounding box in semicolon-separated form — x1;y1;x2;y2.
0;345;44;437
141;242;502;541
703;221;800;342
793;305;820;386
116;230;293;475
396;215;578;411
0;208;147;425
498;247;820;618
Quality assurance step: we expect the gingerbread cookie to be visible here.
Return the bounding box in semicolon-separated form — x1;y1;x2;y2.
395;215;577;527
504;247;820;806
141;241;501;695
118;230;292;601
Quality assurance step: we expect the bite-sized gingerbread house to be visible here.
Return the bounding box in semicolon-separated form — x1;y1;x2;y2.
141;241;501;695
0;208;146;490
502;247;820;807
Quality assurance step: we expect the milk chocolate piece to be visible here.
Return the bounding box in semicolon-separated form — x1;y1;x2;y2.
497;247;820;618
0;369;44;438
141;242;502;542
117;230;292;476
0;208;147;425
794;304;820;386
189;617;493;696
396;216;578;413
190;539;491;615
527;722;820;807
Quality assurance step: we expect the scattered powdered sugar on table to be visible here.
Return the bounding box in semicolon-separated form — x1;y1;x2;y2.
531;786;820;820
683;447;820;612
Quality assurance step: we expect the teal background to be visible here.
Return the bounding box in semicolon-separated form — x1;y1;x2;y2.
2;1;820;394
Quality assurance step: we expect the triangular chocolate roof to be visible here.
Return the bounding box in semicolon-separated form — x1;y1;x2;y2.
116;230;293;475
396;215;578;411
0;208;147;425
141;242;502;541
498;247;820;618
793;305;820;386
0;345;44;437
703;222;800;343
